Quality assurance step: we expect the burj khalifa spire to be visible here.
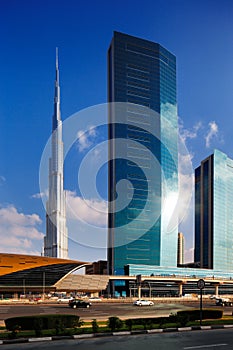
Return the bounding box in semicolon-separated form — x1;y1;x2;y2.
44;48;68;259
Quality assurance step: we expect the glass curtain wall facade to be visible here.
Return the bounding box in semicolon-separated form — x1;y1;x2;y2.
108;31;178;276
195;149;233;271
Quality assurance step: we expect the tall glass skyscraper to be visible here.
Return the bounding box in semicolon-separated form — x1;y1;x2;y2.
108;32;178;276
195;149;233;271
44;49;68;259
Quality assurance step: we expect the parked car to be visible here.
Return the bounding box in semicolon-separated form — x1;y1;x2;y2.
209;295;218;299
30;296;42;303
133;299;154;306
88;297;102;302
57;296;74;304
215;297;233;306
33;296;42;302
68;299;92;309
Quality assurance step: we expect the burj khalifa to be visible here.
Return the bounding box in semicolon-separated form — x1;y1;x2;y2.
44;49;68;259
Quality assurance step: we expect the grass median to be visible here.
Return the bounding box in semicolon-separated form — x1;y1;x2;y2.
1;311;233;340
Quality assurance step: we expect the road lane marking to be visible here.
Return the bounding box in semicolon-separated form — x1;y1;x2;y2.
184;344;228;349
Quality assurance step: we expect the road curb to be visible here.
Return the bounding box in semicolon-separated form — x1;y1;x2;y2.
200;326;211;330
113;331;131;336
1;324;233;345
73;334;94;339
178;327;192;331
147;329;163;333
210;325;224;329
1;338;29;344
163;327;177;332
28;337;52;342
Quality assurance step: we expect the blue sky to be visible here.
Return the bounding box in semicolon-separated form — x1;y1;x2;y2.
0;0;233;262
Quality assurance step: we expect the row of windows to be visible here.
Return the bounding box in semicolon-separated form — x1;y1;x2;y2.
127;72;150;82
127;156;151;165
127;143;151;151
127;125;151;134
160;82;176;93
127;173;150;181
126;43;159;57
127;152;151;161
128;186;151;194
127;133;151;143
126;46;169;66
127;81;150;91
127;144;151;152
127;160;151;169
127;193;151;201
126;63;150;74
125;226;150;232
127;97;151;107
127;209;152;216
127;214;152;222
127;90;150;99
126;107;151;116
160;67;176;77
126;48;158;61
127;140;152;148
160;86;176;97
127;115;151;126
126;246;150;251
127;183;150;192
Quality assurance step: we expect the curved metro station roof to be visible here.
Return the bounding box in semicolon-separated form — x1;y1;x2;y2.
0;253;89;291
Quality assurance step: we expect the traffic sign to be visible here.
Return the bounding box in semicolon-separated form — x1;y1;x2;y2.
197;279;205;290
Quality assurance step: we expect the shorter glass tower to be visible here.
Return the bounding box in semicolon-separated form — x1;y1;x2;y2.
195;149;233;271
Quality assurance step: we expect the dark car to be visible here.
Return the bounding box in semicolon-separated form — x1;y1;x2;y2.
68;299;92;309
215;297;233;306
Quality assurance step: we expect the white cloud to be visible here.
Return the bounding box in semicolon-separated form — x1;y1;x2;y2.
205;121;219;148
0;176;6;185
76;125;97;152
185;247;194;263
179;120;202;143
0;205;44;255
0;206;41;226
178;173;194;221
66;191;107;227
31;191;47;199
180;119;221;149
65;191;108;249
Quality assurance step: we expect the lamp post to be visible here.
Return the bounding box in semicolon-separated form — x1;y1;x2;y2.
42;272;45;300
197;279;205;326
136;275;142;299
23;279;26;297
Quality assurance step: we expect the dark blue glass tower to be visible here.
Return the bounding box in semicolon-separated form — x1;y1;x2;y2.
108;32;178;277
195;149;233;271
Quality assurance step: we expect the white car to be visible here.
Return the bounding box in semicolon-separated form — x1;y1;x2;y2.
57;296;74;304
133;299;154;306
209;295;218;299
88;297;102;302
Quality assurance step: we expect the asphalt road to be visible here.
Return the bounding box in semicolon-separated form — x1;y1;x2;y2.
1;329;233;349
0;300;230;322
0;301;193;321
